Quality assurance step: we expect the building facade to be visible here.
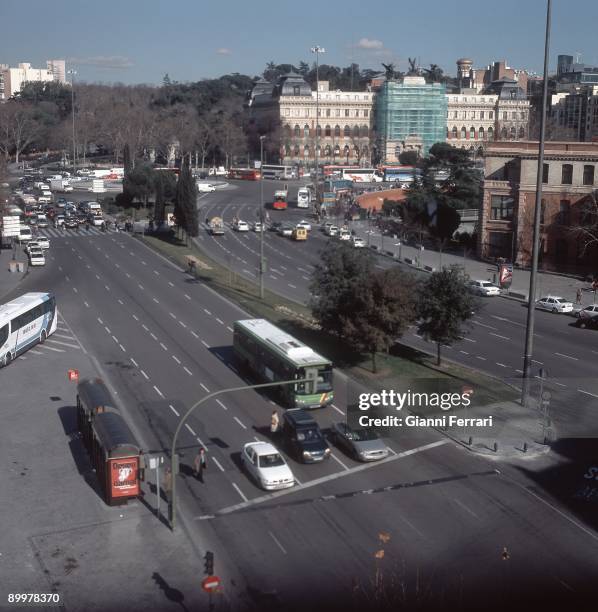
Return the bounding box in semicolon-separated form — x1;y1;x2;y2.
0;60;66;99
446;92;498;150
376;76;447;160
479;141;598;273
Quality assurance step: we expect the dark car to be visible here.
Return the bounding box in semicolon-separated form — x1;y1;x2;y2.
280;409;331;463
575;316;598;330
269;222;283;233
64;216;79;229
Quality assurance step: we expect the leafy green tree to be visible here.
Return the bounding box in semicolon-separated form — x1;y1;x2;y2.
417;266;476;365
180;159;199;237
123;163;153;207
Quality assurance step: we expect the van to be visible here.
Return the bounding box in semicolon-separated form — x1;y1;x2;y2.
17;227;33;243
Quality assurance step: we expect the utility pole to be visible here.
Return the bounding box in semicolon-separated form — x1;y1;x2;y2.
522;0;552;406
67;69;77;174
311;46;326;212
259;135;266;299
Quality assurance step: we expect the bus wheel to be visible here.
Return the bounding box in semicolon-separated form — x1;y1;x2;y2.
40;329;47;343
3;353;12;367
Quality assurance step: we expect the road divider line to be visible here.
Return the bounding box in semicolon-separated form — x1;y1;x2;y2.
555;352;578;361
216;400;227;411
140;370;149;380
191;331;199;338
578;389;598;399
160;343;168;351
489;332;510;340
179;321;187;328
200;383;210;393
153;385;164;398
233;416;247;430
203;309;212;315
172;355;181;364
201;340;210;348
131;358;139;367
169;404;179;417
212;457;225;472
184;294;191;300
232;483;248;502
184;367;193;376
119;344;126;352
185;424;196;436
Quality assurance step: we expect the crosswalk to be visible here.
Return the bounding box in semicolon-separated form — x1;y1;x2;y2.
34;227;121;239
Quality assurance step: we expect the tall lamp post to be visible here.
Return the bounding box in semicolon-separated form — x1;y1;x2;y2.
259;135;266;299
310;46;325;211
521;0;552;406
67;69;77;173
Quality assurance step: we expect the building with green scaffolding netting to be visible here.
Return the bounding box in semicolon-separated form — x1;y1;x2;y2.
376;76;447;161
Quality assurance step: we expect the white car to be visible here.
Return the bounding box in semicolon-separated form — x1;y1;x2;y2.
28;248;46;266
233;220;250;232
241;442;295;491
325;225;339;237
338;229;351;241
36;236;50;250
469;280;500;297
253;222;264;232
296;220;312;231
196;182;216;193
351;236;365;248
535;296;574;313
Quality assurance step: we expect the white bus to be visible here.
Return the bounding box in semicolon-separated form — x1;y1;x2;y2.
262;165;298;180
297;187;311;208
0;292;57;366
340;168;383;183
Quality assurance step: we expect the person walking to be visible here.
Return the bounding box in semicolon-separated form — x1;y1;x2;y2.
576;287;583;305
270;409;280;439
193;447;207;482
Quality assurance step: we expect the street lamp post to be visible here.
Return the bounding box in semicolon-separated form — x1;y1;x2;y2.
521;0;552;406
259;135;266;299
311;46;325;213
169;377;314;530
67;69;77;174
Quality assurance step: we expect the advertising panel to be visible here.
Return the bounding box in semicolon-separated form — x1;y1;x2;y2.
109;457;139;498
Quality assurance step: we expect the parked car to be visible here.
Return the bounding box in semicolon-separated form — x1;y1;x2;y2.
233;220;250;232
535;296;574;313
468;280;500;297
280;409;331;463
330;422;389;462
576;304;598;319
240;442;295;491
351;236;366;248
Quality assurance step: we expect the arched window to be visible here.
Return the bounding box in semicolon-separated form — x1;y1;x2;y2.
316;125;322;137
487;126;494;140
294;125;300;138
334;145;341;156
362;145;369;158
452;126;458;139
344;125;351;137
353;125;360;138
284;125;292;138
325;125;331;137
284;144;291;156
343;145;350;158
470;126;476;140
501;127;507;139
461;126;467;139
479;126;485;140
324;145;332;156
519;127;525;139
510;127;516;139
361;125;369;138
304;145;310;157
354;145;360;158
334;125;341;137
304;124;310;138
293;144;300;155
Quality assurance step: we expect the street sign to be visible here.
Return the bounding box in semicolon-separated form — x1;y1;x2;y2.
67;369;79;382
201;576;221;592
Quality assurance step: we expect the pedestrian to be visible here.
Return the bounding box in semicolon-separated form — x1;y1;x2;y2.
163;467;172;501
193;447;207;482
270;409;280;438
576;288;583;305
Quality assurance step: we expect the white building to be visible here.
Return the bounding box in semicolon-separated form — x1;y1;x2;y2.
446;92;498;149
0;60;66;100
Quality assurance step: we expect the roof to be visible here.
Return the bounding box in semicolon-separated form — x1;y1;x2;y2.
93;411;140;456
77;378;117;413
234;319;330;366
0;292;51;322
245;441;278;455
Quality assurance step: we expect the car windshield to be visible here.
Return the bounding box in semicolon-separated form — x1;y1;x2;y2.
258;453;285;468
481;282;494;288
296;428;322;442
350;428;379;442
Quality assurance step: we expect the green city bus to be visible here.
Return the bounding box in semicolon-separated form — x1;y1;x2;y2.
233;319;334;409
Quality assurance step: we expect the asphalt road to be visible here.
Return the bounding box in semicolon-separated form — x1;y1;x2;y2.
8;226;598;610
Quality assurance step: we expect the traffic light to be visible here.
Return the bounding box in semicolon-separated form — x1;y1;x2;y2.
204;551;214;575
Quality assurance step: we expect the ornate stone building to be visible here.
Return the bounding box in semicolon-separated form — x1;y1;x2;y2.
446;92;498;151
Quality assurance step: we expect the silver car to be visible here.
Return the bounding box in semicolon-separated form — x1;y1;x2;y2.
330;422;389;462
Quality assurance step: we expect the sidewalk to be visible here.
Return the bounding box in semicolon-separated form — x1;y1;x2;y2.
349;220;593;306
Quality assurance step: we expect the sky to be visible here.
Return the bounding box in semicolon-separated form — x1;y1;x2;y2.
3;0;598;86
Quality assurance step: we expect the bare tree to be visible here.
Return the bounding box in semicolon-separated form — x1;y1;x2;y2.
0;102;40;163
568;191;598;257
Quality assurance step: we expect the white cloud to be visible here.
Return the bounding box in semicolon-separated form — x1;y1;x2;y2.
216;48;232;55
67;56;134;69
356;38;384;50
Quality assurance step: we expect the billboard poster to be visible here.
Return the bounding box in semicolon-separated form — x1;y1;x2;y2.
498;263;513;288
109;457;139;498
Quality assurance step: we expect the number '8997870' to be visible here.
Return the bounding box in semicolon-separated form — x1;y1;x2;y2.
8;593;60;604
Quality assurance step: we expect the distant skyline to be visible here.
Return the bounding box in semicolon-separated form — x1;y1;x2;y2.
3;0;598;86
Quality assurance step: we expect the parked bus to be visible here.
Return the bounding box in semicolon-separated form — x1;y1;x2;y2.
297;187;311;208
261;165;297;180
229;168;261;180
0;292;57;366
340;168;382;183
272;189;288;210
233;319;334;409
322;165;360;178
380;165;422;183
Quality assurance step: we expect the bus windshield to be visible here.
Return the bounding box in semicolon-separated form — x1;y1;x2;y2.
296;366;333;395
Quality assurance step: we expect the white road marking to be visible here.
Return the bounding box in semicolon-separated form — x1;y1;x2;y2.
459;350;469;355
473;320;497;330
119;344;126;352
476;356;487;361
46;339;80;349
462;337;476;343
555;352;578;361
168;281;174;287
160;342;168;351
201;340;210;348
578;389;598;399
268;531;287;555
495;362;508;368
184;367;193;376
330;453;350;471
288;283;297;289
104;326;111;334
216;318;224;325
172;355;181;364
212;457;225;472
142;324;149;331
184;294;191;300
140;370;149;380
131;358;139;367
232;483;249;502
153;385;164;398
138;284;144;290
331;404;345;416
553;381;567;388
203;308;212;315
104;285;110;292
489;332;510;340
72;287;78;294
153;297;159;303
200;382;210;393
532;359;543;365
169;312;176;319
216;399;227;411
515;369;524;374
37;345;64;353
233;416;247;429
84;301;89;308
154;270;160;275
453;498;480;519
227;326;233;332
169;404;180;417
191;331;199;338
179;321;187;328
132;314;139;321
118;299;124;305
185;424;196;436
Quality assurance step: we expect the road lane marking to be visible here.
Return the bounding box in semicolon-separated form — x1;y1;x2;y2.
212;457;225;472
459;350;469;355
201;340;210;348
216;318;224;325
232;483;248;502
119;344;126;352
184;367;193;376
72;287;78;294
288;283;297;289
37;345;64;353
489;332;510;340
203;308;212;315
153;297;159;303
153;385;164;398
200;382;210;393
578;389;598;399
179;321;187;328
453;498;480;519
169;404;179;417
169;312;176;319
476;356;487;361
331;404;345;416
185;424;196;436
138;284;144;290
184;294;191;300
227;326;233;332
104;326;111;334
172;355;181;363
532;359;543;364
233;416;247;430
46;339;80;349
118;299;124;305
150;333;158;340
132;314;139;321
84;301;89;308
154;270;160;275
142;324;149;331
555;352;578;361
216;399;227;411
495;362;508;368
104;285;110;292
160;343;168;351
553;381;567;387
268;531;287;555
330;453;350;471
473;321;497;330
140;370;149;380
515;369;523;374
168;281;174;287
191;331;199;338
131;358;139;367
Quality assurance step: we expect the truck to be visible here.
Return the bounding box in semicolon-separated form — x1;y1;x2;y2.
50;178;73;192
208;166;227;177
208;217;225;235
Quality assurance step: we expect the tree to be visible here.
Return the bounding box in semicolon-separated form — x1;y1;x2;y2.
0;102;41;163
343;267;417;372
568;192;598;261
123;143;133;178
123;163;154;207
417;266;476;365
399;150;419;166
152;169;176;225
180;158;199;237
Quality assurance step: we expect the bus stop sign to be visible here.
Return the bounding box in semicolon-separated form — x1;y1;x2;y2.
202;575;221;593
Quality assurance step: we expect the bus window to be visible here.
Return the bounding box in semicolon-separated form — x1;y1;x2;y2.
296;366;333;394
0;325;8;346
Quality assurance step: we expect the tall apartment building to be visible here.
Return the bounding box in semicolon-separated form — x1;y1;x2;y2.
479;141;598;273
376;76;447;160
0;60;66;100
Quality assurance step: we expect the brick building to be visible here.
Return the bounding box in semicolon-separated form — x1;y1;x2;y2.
479;141;598;274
